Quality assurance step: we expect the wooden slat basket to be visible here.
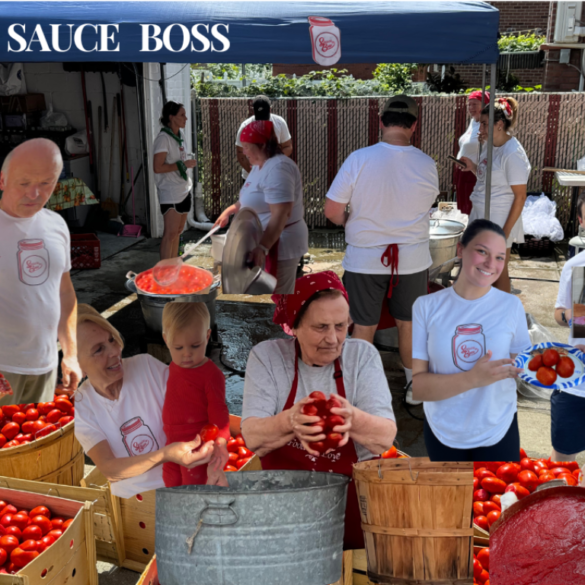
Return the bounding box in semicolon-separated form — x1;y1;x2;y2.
0;486;97;585
0;421;84;485
353;458;474;585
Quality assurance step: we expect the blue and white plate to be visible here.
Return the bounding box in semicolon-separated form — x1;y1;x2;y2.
515;342;585;390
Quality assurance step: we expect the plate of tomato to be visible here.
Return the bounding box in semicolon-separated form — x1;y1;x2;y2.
514;342;585;390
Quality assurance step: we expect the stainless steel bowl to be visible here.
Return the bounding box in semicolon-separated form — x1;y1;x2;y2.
429;219;465;273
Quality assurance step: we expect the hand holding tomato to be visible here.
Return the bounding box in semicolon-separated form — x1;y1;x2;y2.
288;396;328;456
165;437;215;468
323;393;353;452
468;351;522;387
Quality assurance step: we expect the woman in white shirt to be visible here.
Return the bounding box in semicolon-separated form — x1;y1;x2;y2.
412;219;530;462
454;91;490;215
215;120;308;294
152;101;197;260
460;97;531;293
73;305;220;498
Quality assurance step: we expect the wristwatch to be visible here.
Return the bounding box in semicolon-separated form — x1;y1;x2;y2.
258;244;269;255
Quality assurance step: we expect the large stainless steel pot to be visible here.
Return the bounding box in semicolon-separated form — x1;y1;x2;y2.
429;219;465;273
125;272;220;333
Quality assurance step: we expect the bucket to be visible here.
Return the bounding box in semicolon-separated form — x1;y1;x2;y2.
211;234;226;262
353;458;474;584
155;470;349;585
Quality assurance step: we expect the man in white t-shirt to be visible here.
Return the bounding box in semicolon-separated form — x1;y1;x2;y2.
0;139;82;405
235;95;293;180
553;191;585;463
324;96;439;405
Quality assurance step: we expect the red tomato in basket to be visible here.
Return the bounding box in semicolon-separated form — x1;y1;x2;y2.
480;477;507;494
29;507;50;520
539;472;556;483
46;529;62;540
24;409;39;422
20;421;35;435
227;452;239;464
2;440;19;449
10;514;29;532
473;502;485;516
558;473;578;486
483;461;504;474
2;506;16;517
1;406;20;419
62;519;73;531
237;446;253;459
37;535;55;553
532;460;549;475
517;470;539;492
11;540;39;568
556;356;575;378
234;434;246;447
31;421;46;436
235;457;252;469
30;516;52;536
46;410;62;424
0;515;13;529
528;354;543;371
550;466;572;477
22;526;42;540
473;489;489;502
478;569;489;584
382;446;398;459
473;558;483;579
226;439;239;453
536;366;557;386
199;424;219;443
37;402;54;416
496;463;519;483
224;464;237;472
551;460;580;472
11;412;25;426
505;482;531;499
519;447;528;459
477;548;489;571
474;516;489;532
542;348;560;367
520;458;536;473
13;434;24;442
482;501;501;515
36;424;57;439
1;423;19;442
0;535;19;555
4;527;21;540
476;469;495;481
490;494;502;506
0;547;6;566
486;510;501;527
54;399;73;415
0;435;6;449
473;477;479;491
50;518;64;531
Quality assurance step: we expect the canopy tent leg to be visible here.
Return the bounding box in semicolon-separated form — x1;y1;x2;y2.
484;63;497;221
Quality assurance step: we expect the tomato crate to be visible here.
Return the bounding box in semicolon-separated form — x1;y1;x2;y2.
0;486;97;585
71;234;101;270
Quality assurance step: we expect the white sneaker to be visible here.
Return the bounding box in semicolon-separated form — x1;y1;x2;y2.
405;384;423;406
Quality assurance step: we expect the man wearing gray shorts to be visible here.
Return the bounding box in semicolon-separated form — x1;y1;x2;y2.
324;96;439;404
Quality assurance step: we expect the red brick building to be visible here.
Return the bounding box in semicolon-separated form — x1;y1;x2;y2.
273;2;584;92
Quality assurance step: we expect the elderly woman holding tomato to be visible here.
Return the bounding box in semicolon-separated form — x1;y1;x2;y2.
73;304;224;498
241;271;397;550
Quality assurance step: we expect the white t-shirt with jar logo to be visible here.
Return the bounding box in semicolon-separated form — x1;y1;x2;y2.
412;286;530;450
74;354;169;498
0;208;71;375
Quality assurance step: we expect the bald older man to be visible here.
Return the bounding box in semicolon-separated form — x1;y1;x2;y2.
0;138;82;405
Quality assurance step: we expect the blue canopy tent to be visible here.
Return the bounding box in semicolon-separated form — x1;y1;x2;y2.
0;0;500;223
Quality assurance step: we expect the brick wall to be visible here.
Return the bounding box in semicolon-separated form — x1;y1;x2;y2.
492;1;549;33
544;49;583;90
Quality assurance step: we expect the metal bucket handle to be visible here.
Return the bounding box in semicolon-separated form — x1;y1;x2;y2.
126;271;137;282
185;498;239;554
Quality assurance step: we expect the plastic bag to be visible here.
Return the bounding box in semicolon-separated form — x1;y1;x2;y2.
65;129;88;155
521;194;564;242
0;63;25;96
516;313;557;401
40;105;68;129
430;208;469;226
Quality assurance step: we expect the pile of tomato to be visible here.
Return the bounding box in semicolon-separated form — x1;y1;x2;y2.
528;347;574;386
301;391;347;453
473;547;489;585
0;396;74;450
136;266;213;296
473;448;581;532
224;434;254;472
0;500;73;573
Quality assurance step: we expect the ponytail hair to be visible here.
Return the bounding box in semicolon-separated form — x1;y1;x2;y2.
460;219;506;248
160;101;184;127
481;97;519;131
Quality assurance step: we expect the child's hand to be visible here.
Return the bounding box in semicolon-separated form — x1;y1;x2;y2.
207;469;229;487
165;437;215;468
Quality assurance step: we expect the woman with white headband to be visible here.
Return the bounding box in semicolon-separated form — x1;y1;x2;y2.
460;97;531;293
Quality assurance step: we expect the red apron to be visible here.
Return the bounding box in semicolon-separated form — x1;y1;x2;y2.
454;165;476;216
260;343;365;550
264;219;302;278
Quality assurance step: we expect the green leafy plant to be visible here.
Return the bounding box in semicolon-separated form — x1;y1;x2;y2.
498;33;545;53
372;63;417;93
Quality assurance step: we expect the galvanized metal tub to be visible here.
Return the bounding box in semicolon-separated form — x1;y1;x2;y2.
155;470;349;585
429;218;465;273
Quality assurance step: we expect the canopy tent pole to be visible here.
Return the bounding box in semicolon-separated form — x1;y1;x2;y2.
484;63;497;220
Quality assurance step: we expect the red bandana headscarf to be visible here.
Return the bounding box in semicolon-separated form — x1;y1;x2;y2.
468;90;490;104
240;120;274;144
272;271;349;337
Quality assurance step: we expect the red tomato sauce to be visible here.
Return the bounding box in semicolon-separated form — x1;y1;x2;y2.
490;493;585;584
135;266;213;295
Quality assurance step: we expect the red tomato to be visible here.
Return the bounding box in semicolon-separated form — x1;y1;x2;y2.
235;457;252;469
536;366;557;386
11;514;29;531
0;515;13;529
476;469;496;481
473;477;479;491
473;466;486;478
550;466;572;477
480;477;507;494
0;547;6;566
519;447;528;459
326;396;342;410
46;410;62;425
308;391;327;414
50;518;64;531
226;439;239;453
2;440;19;449
20;421;35;435
558;473;578;486
473;558;483;579
474;515;489;531
237;446;253;459
22;525;42;540
310;441;327;453
542;348;560;367
31;421;46;436
30;516;52;536
54;399;73;414
37;403;54;416
381;446;398;459
573;469;583;480
62;519;73;531
234;434;246;447
1;423;19;441
539;472;556;483
482;501;501;514
308;391;326;402
223;465;237;472
473;489;489;502
0;535;19;555
2;506;16;517
1;406;20;419
556;356;575;378
473;502;485;516
496;463;519;483
57;416;74;428
533;460;549;475
13;434;24;442
227;452;239;464
486;510;501;527
29;507;51;520
36;424;57;439
517;470;539;492
490;494;502;506
324;414;345;430
505;482;531;499
0;435;6;449
477;548;489;571
324;432;343;451
24;409;39;422
483;462;504;474
10;540;39;568
199;424;219;443
301;403;319;416
479;569;489;584
520;458;536;473
37;535;55;553
528;354;543;371
46;529;62;540
4;527;21;540
551;460;580;472
11;412;25;426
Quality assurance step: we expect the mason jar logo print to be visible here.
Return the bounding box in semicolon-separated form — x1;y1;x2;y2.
308;17;341;66
120;417;159;456
17;239;50;286
452;324;486;371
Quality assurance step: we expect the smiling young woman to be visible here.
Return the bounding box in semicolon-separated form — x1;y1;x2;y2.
411;219;531;462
